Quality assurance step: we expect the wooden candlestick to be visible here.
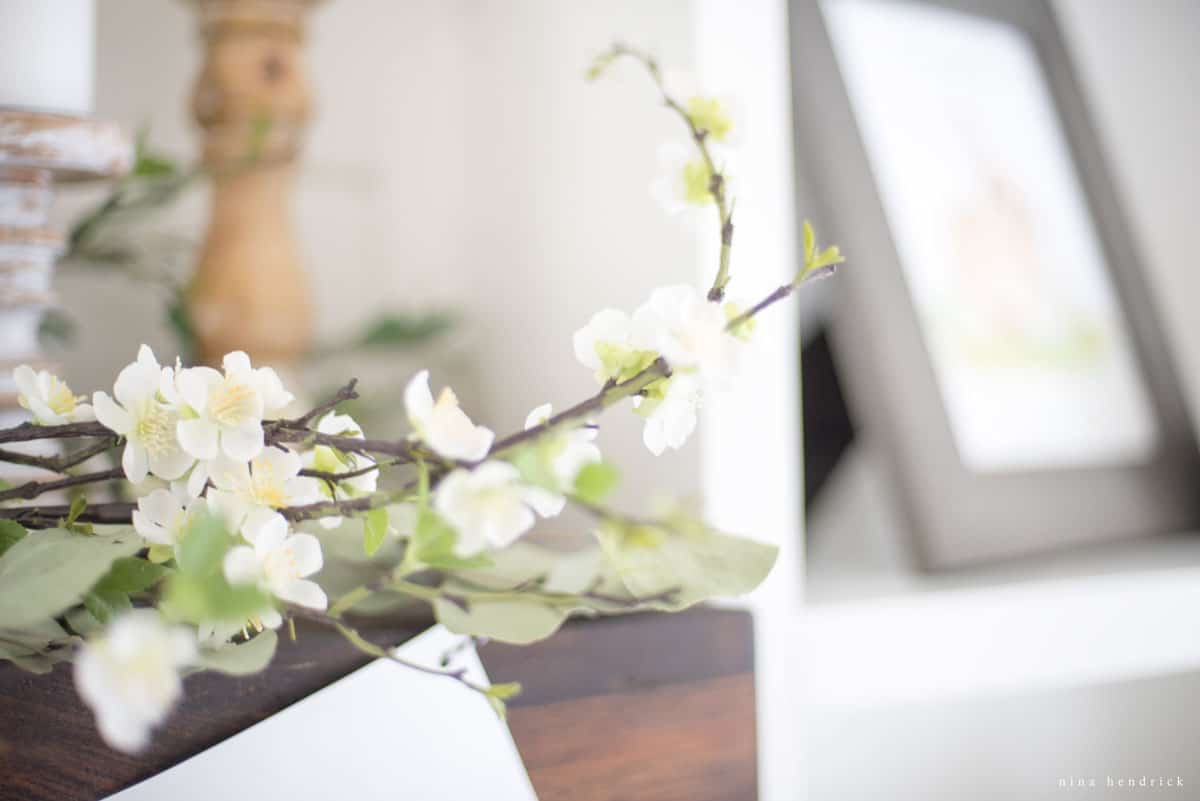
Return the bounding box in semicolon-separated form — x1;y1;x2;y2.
0;110;131;414
186;0;318;366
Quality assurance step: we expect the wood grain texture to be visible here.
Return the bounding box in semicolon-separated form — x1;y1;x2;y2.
0;606;756;801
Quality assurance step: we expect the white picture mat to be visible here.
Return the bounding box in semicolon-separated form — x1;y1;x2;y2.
105;625;539;801
823;0;1159;473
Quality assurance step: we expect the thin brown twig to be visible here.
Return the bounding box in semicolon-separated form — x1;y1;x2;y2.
0;436;119;473
287;604;490;695
0;467;125;504
608;44;734;301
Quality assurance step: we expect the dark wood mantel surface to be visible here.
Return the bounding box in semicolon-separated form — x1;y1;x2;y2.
0;607;757;801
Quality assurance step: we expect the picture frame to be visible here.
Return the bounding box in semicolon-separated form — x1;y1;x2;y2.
787;0;1200;568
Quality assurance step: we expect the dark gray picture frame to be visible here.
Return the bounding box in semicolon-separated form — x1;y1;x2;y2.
788;0;1200;568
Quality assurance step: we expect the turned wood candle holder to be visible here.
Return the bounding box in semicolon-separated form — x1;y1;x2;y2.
186;0;320;367
0;110;131;413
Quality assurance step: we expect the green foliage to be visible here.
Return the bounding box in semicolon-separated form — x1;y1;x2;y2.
595;513;777;609
363;507;389;557
195;630;279;676
484;682;522;720
0;520;26;558
433;594;568;645
354;312;454;350
0;619;74;674
0;527;142;629
409;508;492;571
65;495;92;533
37;308;77;348
572;461;620;505
799;219;844;283
84;557;171;624
428;509;777;645
162;515;271;624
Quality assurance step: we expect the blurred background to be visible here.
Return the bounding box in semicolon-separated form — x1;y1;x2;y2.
3;1;1199;800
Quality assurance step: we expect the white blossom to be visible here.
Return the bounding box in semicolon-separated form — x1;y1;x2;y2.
223;509;327;626
12;365;94;425
204;447;320;533
132;483;204;550
302;411;378;529
634;373;701;456
521;404;602;517
632;284;740;382
174;351;269;463
93;345;193;484
434;461;549;556
572;308;656;385
404;370;493;461
73;611;195;753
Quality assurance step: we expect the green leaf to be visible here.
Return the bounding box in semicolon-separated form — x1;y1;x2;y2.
161;573;272;625
355;312;454;350
486;681;522;701
38;308;77;347
0;520;27;558
195;630;278;676
411;509;493;571
0;619;74;674
67;495;87;525
147;544;175;564
363;508;389;557
83;588;132;624
94;557;170;595
433;595;567;645
81;557;171;624
0;528;142;628
65;606;102;637
483;685;520;720
162;514;272;624
803;219;816;265
595;515;778;609
572;461;620;505
175;514;231;576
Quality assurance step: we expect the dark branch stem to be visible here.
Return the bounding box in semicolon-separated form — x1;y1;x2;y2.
0;501;135;527
0;436;118;473
609;44;734;301
0;420;112;444
276;379;359;429
0;467;125;504
487;357;671;457
286;605;489;694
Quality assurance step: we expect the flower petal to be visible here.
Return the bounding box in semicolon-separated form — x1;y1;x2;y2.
243;508;288;549
222;350;252;376
122;443;149;484
92;392;133;435
177;366;222;415
276;578;327;611
176;418;219;461
113;362;159;408
524;403;553;430
284;533;324;577
149;446;193;482
404;369;434;425
223;546;261;586
220;420;264;463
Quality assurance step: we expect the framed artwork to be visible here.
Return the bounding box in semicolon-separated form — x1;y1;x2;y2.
787;0;1200;567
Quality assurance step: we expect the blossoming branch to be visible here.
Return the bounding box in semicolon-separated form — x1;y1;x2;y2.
0;44;842;754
